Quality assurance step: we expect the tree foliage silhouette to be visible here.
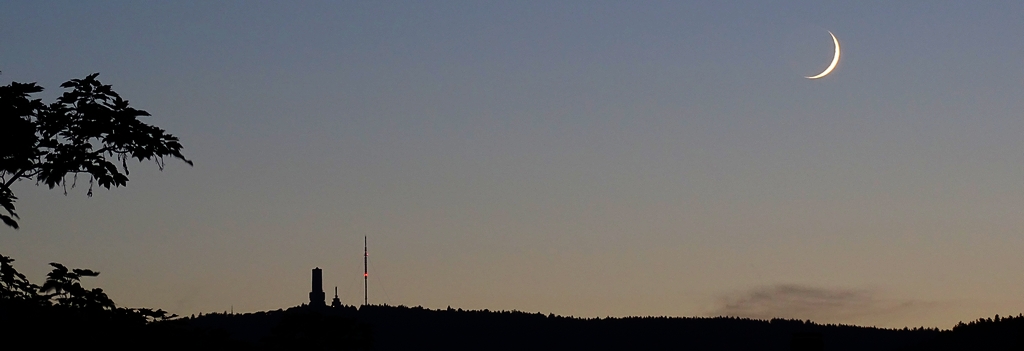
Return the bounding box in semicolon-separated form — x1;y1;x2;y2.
0;71;193;348
0;72;191;229
1;254;177;320
0;254;41;302
39;263;115;311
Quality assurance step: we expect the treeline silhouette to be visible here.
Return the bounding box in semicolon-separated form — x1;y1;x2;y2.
182;307;371;350
183;305;1024;351
4;254;1023;350
178;302;939;350
347;304;936;350
904;314;1024;350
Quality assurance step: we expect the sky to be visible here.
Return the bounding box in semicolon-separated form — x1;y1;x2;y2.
2;1;1024;329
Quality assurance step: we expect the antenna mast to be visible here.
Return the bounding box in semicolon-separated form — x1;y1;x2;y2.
363;236;368;306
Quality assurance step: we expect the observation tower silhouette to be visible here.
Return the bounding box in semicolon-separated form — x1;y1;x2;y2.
309;267;325;307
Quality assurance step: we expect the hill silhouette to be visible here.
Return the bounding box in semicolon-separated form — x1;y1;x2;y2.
179;304;939;350
9;298;1024;350
178;304;1024;350
6;255;1023;350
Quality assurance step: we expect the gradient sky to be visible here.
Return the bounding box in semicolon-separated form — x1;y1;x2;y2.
3;1;1024;329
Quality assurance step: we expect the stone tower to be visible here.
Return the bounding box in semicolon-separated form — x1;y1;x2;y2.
309;267;325;307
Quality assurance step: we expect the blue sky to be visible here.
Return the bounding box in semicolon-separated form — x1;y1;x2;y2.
3;1;1024;328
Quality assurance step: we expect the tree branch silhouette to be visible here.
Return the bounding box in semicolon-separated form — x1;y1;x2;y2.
0;72;192;229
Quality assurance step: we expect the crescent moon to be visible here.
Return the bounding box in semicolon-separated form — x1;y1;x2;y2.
805;31;840;79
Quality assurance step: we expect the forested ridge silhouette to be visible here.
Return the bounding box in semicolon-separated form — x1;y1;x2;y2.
904;314;1024;350
5;253;1024;350
322;304;937;350
144;304;1024;350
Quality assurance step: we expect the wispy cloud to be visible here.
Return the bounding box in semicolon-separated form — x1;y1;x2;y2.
711;284;932;323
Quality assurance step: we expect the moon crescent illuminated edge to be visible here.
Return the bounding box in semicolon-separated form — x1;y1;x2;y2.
805;31;840;79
